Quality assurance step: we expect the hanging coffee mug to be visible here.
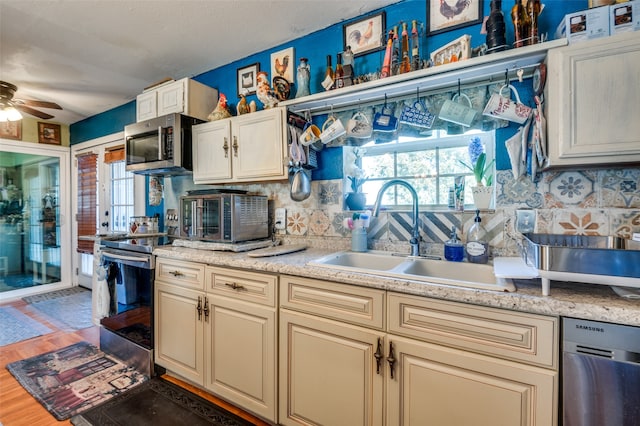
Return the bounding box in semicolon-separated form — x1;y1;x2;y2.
320;115;346;144
483;84;533;124
373;105;398;133
399;100;436;129
300;122;322;146
439;93;477;127
346;111;373;139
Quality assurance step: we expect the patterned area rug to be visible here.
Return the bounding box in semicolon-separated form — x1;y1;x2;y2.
23;287;93;330
6;341;147;421
0;306;53;346
71;377;254;426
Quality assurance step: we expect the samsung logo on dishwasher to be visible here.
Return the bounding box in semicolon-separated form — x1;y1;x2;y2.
576;324;605;333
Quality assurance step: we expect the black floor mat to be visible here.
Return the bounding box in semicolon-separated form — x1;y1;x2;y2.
70;377;255;426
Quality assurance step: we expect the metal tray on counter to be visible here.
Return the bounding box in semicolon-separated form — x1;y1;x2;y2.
522;233;640;296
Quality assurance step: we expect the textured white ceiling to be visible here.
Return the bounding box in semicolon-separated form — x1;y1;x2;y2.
0;0;398;125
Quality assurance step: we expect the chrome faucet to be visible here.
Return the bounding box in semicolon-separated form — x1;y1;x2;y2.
372;179;421;257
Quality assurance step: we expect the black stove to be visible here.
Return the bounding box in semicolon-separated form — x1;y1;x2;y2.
101;234;172;254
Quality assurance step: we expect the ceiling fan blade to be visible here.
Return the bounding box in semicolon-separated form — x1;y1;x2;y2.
16;104;55;120
14;99;63;110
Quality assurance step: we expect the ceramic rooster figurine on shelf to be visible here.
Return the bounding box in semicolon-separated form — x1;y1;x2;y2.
237;91;250;115
207;93;232;121
256;71;279;109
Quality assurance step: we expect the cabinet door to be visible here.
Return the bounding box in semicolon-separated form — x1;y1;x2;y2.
232;107;287;182
279;309;384;426
155;282;205;385
205;296;277;422
157;80;185;116
547;32;640;166
192;120;233;183
136;91;157;122
386;335;558;426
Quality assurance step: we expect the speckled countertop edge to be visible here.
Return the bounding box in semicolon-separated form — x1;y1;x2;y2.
153;246;640;327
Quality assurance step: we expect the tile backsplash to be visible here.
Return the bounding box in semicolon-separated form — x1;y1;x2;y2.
165;167;640;258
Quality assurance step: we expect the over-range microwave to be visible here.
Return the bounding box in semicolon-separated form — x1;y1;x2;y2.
179;192;269;243
124;113;203;175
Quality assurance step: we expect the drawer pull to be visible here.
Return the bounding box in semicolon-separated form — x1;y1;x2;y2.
387;341;396;379
374;338;383;375
225;282;246;291
203;296;210;321
169;270;184;277
197;296;202;321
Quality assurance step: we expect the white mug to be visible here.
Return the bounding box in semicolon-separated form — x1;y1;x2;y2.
300;122;322;146
320;115;346;144
439;94;477;127
346;111;373;139
482;84;532;124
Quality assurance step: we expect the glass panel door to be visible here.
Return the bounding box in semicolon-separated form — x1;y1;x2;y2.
0;140;70;299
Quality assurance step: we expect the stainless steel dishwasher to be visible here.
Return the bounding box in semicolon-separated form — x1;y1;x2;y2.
563;317;640;426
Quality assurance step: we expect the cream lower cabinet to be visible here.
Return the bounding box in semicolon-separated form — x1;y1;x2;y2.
192;107;288;184
279;276;559;426
154;258;207;385
386;292;559;426
155;259;278;424
204;266;278;423
279;275;386;426
546;31;640;167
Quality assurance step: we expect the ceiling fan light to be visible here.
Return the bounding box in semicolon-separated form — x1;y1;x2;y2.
1;106;22;121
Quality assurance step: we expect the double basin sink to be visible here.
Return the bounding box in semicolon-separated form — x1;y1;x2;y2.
308;251;516;292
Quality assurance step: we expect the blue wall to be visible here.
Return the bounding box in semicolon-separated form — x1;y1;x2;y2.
70;0;588;175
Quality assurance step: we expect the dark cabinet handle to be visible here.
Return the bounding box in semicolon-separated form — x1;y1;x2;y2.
374;338;383;375
196;296;202;321
387;341;396;379
223;137;229;158
224;282;246;291
203;296;210;321
169;270;183;277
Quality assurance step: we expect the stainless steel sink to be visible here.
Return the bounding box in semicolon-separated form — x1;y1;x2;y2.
309;251;515;292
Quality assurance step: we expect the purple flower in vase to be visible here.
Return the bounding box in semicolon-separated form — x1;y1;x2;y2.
468;136;484;165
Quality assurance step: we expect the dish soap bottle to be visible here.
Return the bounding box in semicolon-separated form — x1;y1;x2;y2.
444;226;464;262
466;210;489;264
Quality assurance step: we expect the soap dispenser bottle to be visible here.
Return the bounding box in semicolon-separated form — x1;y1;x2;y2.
444;226;464;262
466;210;489;264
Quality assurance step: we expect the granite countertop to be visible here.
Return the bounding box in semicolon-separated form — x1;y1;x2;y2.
153;245;640;327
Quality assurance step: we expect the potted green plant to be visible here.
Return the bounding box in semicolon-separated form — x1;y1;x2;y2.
460;137;495;210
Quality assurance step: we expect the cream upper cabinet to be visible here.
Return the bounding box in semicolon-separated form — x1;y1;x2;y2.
192;107;288;184
546;32;640;167
136;78;218;122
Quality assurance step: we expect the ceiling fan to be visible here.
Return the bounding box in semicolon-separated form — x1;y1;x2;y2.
0;81;62;121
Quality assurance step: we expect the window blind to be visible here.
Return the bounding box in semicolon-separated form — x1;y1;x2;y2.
77;152;98;254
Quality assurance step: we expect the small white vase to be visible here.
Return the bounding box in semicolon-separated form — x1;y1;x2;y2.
471;186;493;210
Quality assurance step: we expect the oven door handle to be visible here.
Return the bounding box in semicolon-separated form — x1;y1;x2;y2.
103;252;148;263
101;251;153;269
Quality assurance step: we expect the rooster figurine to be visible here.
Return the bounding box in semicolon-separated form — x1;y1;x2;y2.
207;93;232;121
237;93;250;115
256;71;279;109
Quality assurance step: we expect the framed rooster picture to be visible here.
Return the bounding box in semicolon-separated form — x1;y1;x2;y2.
270;47;294;84
343;12;385;56
427;0;483;35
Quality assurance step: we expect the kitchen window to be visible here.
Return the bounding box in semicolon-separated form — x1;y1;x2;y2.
347;130;495;209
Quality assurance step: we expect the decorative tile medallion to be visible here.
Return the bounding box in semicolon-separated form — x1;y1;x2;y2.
308;210;330;236
601;169;640;208
318;182;341;205
286;211;309;236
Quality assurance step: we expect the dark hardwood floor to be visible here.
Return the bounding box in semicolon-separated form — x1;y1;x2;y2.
0;298;269;426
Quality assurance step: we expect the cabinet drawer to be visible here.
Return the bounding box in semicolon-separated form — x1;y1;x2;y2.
388;292;558;369
206;266;277;307
155;257;205;291
280;275;385;330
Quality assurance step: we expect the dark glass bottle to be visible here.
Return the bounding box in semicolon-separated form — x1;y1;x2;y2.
486;0;507;53
323;55;335;91
335;53;344;89
511;0;531;48
527;0;541;45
